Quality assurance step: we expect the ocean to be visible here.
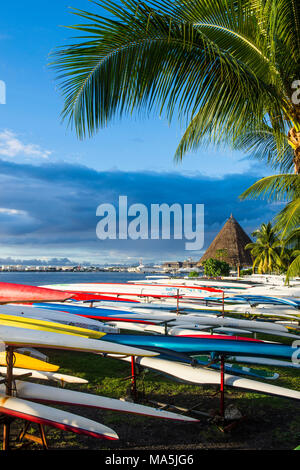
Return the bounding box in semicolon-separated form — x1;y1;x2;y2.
0;271;148;286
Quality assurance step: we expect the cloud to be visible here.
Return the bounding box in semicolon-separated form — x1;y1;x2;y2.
0;208;27;216
0;130;52;160
0;159;277;263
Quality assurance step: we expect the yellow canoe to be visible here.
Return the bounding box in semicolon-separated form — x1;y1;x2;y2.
0;351;59;372
0;314;105;339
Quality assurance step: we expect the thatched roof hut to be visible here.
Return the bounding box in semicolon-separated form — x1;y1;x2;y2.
197;215;252;268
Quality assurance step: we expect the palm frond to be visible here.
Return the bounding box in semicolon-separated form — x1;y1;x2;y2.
232;124;293;172
286;251;300;282
240;174;300;202
275;198;300;237
51;0;287;147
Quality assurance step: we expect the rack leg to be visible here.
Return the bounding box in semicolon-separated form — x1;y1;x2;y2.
2;346;15;450
222;292;225;318
220;355;225;418
2;421;10;451
131;356;137;400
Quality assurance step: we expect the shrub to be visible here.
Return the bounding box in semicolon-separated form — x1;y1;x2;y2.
188;270;199;278
203;258;230;277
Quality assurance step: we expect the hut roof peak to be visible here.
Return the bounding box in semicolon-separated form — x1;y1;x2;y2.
198;215;252;267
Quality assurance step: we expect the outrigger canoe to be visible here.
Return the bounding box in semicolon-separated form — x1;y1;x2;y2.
0;394;118;440
101;333;297;361
0;325;159;357
2;381;198;422
33;303;298;337
0;282;72;303
111;356;300;401
0;351;59;372
0;313;106;339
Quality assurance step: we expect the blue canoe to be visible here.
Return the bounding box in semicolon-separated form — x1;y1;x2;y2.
101;334;295;360
33;303;297;360
33;302;170;324
204;295;300;308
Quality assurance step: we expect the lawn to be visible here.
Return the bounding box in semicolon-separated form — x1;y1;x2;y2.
5;340;298;451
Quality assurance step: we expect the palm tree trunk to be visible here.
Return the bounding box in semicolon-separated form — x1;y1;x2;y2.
287;127;300;174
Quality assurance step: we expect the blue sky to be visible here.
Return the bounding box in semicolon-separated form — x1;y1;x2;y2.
0;0;277;264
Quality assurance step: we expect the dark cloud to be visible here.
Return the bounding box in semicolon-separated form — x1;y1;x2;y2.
0;159;278;262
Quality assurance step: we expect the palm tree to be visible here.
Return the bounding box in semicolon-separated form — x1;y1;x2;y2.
51;0;300;175
240;173;300;279
51;1;299;280
245;222;284;274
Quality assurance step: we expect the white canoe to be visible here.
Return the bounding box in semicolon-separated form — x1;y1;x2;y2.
0;366;88;384
53;302;294;333
107;322;255;337
4;380;198;423
130;278;254;290
0;394;118;440
168;323;300;340
227;356;300;369
96;309;293;334
0;324;158;357
15;347;49;362
40;283;220;300
112;356;300;401
167;315;291;333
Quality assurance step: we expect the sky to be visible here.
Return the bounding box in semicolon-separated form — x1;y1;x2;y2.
0;0;279;265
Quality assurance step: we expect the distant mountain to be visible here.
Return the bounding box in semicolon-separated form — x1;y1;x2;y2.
0;257;91;266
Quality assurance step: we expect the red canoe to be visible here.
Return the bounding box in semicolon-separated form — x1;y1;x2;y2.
0;282;72;304
176;333;262;342
69;292;140;303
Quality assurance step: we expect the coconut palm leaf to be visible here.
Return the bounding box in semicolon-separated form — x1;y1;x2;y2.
275;198;300;238
286;251;300;281
51;0;290;150
232;124;293;172
240;174;300;201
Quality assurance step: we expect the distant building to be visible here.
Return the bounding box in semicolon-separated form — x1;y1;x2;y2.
182;260;198;269
162;261;183;271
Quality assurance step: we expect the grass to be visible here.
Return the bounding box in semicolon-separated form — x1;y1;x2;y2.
2;328;300;451
20;340;299;451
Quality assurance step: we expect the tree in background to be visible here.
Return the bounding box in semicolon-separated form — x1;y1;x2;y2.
203;258;230;277
188;270;199;278
241;176;300;280
245;222;284;274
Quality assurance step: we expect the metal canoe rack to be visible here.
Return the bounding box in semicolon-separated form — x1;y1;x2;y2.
123;352;246;432
0;346;49;451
